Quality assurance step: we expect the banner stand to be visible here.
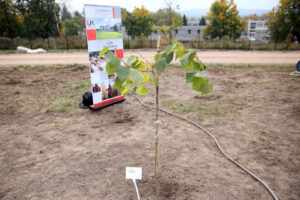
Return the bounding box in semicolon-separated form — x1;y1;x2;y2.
84;4;125;110
89;96;125;110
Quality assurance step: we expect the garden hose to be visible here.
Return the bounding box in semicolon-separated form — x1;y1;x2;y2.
128;93;279;200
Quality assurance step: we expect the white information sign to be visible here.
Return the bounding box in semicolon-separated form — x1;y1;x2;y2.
126;167;142;180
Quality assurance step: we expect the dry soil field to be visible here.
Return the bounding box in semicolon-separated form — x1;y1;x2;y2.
0;52;300;200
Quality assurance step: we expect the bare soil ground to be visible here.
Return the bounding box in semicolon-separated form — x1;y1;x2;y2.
0;63;299;200
0;50;299;66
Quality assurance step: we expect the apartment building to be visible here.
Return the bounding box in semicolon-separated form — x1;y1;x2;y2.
247;19;270;42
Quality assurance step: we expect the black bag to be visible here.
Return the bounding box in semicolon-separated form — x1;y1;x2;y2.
79;92;93;109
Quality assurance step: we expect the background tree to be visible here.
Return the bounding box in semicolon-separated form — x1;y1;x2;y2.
121;8;128;22
267;0;300;43
0;0;25;45
164;0;182;40
64;18;80;36
152;8;182;26
204;0;244;40
243;14;258;20
72;11;84;32
61;3;71;21
182;14;187;26
123;6;153;39
199;16;206;25
15;0;60;48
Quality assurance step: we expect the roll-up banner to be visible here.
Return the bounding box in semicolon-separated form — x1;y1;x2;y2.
84;4;125;109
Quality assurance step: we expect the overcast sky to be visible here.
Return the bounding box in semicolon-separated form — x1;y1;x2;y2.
59;0;279;13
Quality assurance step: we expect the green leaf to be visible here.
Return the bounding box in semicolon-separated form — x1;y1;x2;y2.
113;77;124;89
106;62;116;74
200;62;206;70
125;80;132;86
99;46;109;58
135;60;146;70
154;53;163;62
142;73;152;83
199;80;212;94
194;71;206;77
116;66;130;81
192;76;204;92
196;57;206;70
128;69;144;84
175;46;185;59
192;77;212;95
186;71;197;83
121;87;131;95
105;51;120;74
180;50;196;68
127;55;138;66
151;75;158;88
165;51;174;64
180;52;191;66
137;85;149;95
154;57;167;72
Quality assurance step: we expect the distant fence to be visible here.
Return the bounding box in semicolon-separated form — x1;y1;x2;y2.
1;36;299;51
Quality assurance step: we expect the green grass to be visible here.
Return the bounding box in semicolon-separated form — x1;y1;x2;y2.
165;99;235;116
0;50;16;54
96;31;122;40
51;97;77;112
13;89;21;94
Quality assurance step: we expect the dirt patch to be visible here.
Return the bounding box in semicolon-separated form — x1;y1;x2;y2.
0;64;299;200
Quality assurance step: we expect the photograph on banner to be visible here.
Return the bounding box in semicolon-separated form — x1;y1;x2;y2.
89;50;120;104
96;18;122;40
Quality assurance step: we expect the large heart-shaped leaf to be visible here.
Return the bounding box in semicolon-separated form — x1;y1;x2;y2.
137;85;149;95
186;71;197;83
116;66;130;81
154;57;167;72
99;46;109;58
128;69;144;84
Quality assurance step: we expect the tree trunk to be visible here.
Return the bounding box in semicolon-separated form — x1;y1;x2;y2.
47;38;50;49
65;33;69;49
154;37;161;200
274;38;277;50
29;38;33;49
155;71;160;200
248;39;251;50
11;38;15;49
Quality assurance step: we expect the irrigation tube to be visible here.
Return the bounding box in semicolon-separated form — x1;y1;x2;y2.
132;179;141;200
128;93;279;200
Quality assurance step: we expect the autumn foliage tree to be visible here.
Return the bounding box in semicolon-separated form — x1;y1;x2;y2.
123;6;153;39
204;0;244;40
267;0;300;43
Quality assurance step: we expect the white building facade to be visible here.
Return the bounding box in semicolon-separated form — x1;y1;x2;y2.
247;19;270;42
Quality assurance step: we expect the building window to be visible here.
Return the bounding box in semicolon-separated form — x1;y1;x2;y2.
257;22;263;27
197;30;200;34
188;29;191;34
175;29;178;34
250;23;256;29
